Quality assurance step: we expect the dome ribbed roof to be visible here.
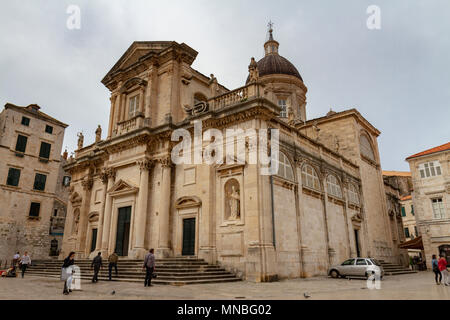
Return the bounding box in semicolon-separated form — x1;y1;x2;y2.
256;54;302;80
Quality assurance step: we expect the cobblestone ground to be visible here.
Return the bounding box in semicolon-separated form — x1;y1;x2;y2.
0;272;449;300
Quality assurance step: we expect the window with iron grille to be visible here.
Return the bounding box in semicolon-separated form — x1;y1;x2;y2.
33;173;47;191
6;168;21;187
301;164;321;191
15;135;28;153
39;142;51;159
326;174;342;198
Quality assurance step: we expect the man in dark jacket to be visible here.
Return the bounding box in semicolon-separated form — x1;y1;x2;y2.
91;252;103;283
143;249;155;287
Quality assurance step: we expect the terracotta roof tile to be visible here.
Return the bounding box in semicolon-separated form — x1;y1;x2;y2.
406;142;450;160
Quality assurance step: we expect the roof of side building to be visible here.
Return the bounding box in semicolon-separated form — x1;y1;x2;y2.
406;142;450;160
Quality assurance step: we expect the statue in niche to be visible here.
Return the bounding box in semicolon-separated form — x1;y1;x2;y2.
77;132;84;150
72;210;80;235
95;125;102;143
225;179;241;220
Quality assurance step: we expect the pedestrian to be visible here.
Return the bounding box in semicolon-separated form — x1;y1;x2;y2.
91;252;103;283
432;254;441;285
62;252;75;295
438;254;449;286
108;252;119;281
19;252;31;278
143;248;155;287
12;252;20;267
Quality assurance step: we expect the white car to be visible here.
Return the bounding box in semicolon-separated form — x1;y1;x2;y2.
328;258;384;279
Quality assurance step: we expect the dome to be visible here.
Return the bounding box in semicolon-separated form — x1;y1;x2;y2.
246;26;303;83
254;54;302;81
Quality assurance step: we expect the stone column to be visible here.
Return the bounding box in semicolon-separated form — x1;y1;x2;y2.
157;156;172;258
130;159;153;259
101;168;116;256
76;176;93;258
94;169;109;254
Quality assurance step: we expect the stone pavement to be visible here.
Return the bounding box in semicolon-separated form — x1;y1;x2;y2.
0;272;449;300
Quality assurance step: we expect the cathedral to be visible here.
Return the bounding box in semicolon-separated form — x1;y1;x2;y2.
61;27;407;281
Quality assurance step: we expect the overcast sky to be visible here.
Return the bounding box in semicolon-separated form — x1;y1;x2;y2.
0;0;449;171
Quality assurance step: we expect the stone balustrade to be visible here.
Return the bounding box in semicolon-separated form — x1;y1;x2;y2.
208;83;260;111
117;113;144;135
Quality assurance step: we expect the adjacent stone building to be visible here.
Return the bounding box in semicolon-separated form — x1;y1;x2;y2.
61;28;406;281
406;142;450;268
0;103;70;261
382;171;416;261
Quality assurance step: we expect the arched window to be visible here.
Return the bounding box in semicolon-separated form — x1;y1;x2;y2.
347;183;360;205
277;152;294;181
360;134;375;161
301;164;320;191
326;174;342;198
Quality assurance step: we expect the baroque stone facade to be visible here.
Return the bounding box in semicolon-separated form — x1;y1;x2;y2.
406;142;450;269
61;30;405;281
0;103;69;261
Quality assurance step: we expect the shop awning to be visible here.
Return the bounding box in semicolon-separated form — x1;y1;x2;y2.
399;236;424;250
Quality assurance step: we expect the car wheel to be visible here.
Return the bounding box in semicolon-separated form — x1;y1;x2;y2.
330;270;339;278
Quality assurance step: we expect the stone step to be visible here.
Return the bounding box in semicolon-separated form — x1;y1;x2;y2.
27;258;241;285
28;274;242;285
26;270;238;281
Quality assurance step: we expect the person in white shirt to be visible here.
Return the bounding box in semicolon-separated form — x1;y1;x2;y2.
20;252;31;278
12;252;20;267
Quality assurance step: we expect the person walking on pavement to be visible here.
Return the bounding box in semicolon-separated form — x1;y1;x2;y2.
12;252;20;267
91;252;103;283
438;254;449;286
108;252;119;281
19;252;31;278
143;248;155;287
432;254;442;285
62;252;75;295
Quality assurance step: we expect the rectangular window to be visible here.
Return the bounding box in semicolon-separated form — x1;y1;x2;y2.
15;135;28;153
33;173;47;191
128;95;139;118
404;228;410;238
432;198;445;219
414;226;418;237
411;205;414;215
29;202;40;217
6;168;21;187
21;116;30;126
39;142;51;159
401;207;406;217
419;161;442;178
45;125;53;134
53;209;58;217
278;99;287;118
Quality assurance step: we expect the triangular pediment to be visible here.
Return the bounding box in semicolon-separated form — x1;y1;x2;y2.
102;41;198;88
108;179;139;195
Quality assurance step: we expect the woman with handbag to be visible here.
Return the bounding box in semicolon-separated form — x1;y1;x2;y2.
62;252;75;295
432;254;441;284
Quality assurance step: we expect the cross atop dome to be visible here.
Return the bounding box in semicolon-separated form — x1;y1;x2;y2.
264;20;279;56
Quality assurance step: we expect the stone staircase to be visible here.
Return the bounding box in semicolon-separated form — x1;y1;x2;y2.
378;260;418;276
27;257;241;285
